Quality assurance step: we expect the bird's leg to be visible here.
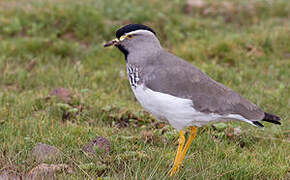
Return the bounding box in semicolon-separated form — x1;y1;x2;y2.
178;126;197;166
170;130;185;176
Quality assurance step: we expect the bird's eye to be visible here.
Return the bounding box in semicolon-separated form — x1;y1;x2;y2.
127;34;134;39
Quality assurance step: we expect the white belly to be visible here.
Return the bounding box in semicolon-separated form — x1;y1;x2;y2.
131;84;215;130
131;84;252;130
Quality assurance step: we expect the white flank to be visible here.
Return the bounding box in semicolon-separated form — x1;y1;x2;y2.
132;84;255;130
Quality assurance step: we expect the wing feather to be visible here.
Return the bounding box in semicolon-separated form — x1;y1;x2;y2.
142;51;264;121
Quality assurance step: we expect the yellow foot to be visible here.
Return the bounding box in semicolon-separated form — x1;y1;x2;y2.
170;164;180;176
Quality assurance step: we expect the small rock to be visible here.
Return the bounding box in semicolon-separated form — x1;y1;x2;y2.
284;172;290;179
6;83;18;91
226;127;242;138
119;70;125;78
142;130;154;143
221;1;234;12
186;0;206;8
31;143;61;162
0;170;21;180
27;163;73;179
50;88;72;103
203;7;215;15
83;136;111;156
61;32;78;41
185;0;206;14
26;59;37;71
234;127;242;136
163;137;168;145
284;53;290;58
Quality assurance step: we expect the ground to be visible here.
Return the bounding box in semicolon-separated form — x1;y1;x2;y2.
0;0;289;179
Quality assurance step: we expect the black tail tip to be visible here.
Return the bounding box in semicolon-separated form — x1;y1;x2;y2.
262;112;281;125
253;121;264;128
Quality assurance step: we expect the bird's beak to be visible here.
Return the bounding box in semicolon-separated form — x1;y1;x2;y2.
104;38;120;47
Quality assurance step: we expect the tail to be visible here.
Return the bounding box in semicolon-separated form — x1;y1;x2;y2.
252;112;281;128
262;112;281;125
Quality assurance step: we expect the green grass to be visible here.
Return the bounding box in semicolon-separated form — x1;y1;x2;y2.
0;0;289;179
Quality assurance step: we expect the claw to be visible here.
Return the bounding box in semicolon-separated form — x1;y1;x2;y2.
170;163;181;176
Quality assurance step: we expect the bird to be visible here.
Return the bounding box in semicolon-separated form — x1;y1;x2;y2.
104;24;281;176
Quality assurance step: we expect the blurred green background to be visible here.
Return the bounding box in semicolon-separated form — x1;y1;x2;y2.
0;0;289;179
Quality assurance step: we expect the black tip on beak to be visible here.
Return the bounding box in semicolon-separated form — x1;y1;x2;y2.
104;41;114;47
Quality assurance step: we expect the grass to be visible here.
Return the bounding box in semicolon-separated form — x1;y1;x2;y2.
0;0;289;179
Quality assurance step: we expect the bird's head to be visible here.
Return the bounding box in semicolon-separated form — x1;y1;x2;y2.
104;24;161;59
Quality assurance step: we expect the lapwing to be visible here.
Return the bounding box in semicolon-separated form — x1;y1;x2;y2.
104;24;281;176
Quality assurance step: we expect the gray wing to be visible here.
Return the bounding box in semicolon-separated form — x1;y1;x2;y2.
142;51;264;120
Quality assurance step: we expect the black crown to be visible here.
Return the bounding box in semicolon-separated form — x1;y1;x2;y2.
116;24;156;39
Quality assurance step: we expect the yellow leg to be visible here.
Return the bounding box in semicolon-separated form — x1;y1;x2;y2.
170;130;185;176
179;126;197;166
170;126;197;176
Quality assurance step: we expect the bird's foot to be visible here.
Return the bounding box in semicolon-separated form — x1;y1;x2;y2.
170;163;181;176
